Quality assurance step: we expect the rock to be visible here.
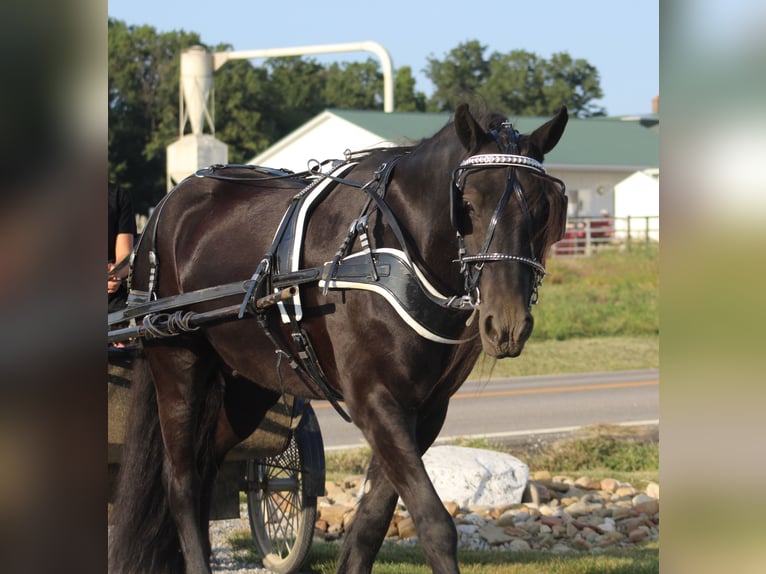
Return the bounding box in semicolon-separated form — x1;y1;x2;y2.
628;527;649;542
564;500;602;517
541;515;564;527
397;517;417;539
633;499;660;516
385;519;398;538
547;481;571;493
600;478;619;492
645;482;660;499
532;470;552;482
509;539;531;551
318;503;351;526
478;524;513;545
456;524;478;536
574;476;602;490
314;519;329;532
614;486;636;498
420;446;529;509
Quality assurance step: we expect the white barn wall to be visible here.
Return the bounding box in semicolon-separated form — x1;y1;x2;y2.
252;113;393;173
614;169;660;241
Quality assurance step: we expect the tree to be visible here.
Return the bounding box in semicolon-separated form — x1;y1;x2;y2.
108;19;201;213
425;41;606;117
213;55;274;163
394;66;427;112
425;40;491;112
324;58;383;110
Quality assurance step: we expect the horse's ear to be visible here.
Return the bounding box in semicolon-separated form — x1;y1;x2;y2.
529;106;568;156
454;103;486;152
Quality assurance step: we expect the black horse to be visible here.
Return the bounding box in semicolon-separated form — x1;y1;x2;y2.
109;104;568;573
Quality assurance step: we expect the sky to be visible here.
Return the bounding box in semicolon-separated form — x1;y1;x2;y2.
108;0;659;117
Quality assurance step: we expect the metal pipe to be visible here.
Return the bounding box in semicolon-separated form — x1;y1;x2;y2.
213;41;395;112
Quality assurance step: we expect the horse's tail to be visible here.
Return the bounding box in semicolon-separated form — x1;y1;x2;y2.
108;352;224;574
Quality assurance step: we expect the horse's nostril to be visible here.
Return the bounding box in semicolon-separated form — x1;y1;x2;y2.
483;315;508;345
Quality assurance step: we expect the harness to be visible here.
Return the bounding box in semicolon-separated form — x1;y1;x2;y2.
450;123;567;309
108;125;566;422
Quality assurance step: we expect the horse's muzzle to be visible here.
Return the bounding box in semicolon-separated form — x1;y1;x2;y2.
479;310;534;358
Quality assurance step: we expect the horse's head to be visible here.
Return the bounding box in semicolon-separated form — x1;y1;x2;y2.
451;104;568;358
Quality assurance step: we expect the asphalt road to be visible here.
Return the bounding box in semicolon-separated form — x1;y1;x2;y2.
313;369;659;451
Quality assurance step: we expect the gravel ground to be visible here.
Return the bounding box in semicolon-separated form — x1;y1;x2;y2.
209;513;271;574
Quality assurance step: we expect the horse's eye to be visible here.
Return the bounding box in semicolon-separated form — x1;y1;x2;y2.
464;201;475;213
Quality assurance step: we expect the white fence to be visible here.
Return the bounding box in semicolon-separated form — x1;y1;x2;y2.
552;216;659;256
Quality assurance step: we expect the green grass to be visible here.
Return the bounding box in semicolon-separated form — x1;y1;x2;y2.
226;535;659;573
295;541;659;573
470;334;658;378
533;246;659;341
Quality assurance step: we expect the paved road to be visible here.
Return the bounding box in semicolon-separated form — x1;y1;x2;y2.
313;369;659;450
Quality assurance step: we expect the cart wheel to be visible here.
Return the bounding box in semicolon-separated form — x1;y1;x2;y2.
246;403;324;574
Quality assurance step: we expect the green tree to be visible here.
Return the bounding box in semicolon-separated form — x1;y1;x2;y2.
213;55;274;163
425;40;606;117
108;19;201;213
263;57;326;137
394;66;427;112
425;40;491;112
324;58;383;109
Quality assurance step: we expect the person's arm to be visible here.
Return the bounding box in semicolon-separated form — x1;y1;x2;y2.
108;232;134;293
113;233;133;277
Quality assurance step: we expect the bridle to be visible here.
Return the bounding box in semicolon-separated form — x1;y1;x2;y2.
449;122;567;310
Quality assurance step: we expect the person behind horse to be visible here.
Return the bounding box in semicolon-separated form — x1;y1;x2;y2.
108;183;136;331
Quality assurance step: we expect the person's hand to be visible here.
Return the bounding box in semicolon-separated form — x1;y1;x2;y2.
108;262;122;294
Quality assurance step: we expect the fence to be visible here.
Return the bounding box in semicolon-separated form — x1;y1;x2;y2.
552;216;659;256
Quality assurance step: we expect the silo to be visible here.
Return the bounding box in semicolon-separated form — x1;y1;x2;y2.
166;46;228;191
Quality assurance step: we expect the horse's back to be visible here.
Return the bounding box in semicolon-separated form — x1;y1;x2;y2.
142;168;308;293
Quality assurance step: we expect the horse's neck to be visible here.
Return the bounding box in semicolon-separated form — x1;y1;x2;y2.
391;147;464;293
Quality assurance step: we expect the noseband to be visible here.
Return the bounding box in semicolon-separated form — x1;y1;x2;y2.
449;123;566;310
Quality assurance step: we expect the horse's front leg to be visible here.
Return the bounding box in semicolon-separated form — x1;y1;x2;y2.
337;397;452;573
344;392;459;574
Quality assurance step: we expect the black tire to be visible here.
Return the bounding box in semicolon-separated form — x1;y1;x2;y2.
246;403;325;574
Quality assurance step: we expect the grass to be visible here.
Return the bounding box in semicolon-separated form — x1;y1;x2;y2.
296;541;659;573
532;246;659;341
469;334;658;378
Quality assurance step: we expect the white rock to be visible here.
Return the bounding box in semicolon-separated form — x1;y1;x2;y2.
419;445;529;509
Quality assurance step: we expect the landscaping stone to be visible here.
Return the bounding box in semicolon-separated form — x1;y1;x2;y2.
311;470;659;555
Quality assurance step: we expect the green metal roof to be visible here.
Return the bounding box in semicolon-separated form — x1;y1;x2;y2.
328;109;658;170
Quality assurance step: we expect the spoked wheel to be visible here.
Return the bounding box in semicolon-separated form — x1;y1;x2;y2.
246;403;325;574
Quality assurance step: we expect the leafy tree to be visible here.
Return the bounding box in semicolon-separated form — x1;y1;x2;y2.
425;40;491;112
213;55;273;163
425;40;605;117
394;66;427;112
324;58;383;109
263;57;326;136
108;19;201;213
